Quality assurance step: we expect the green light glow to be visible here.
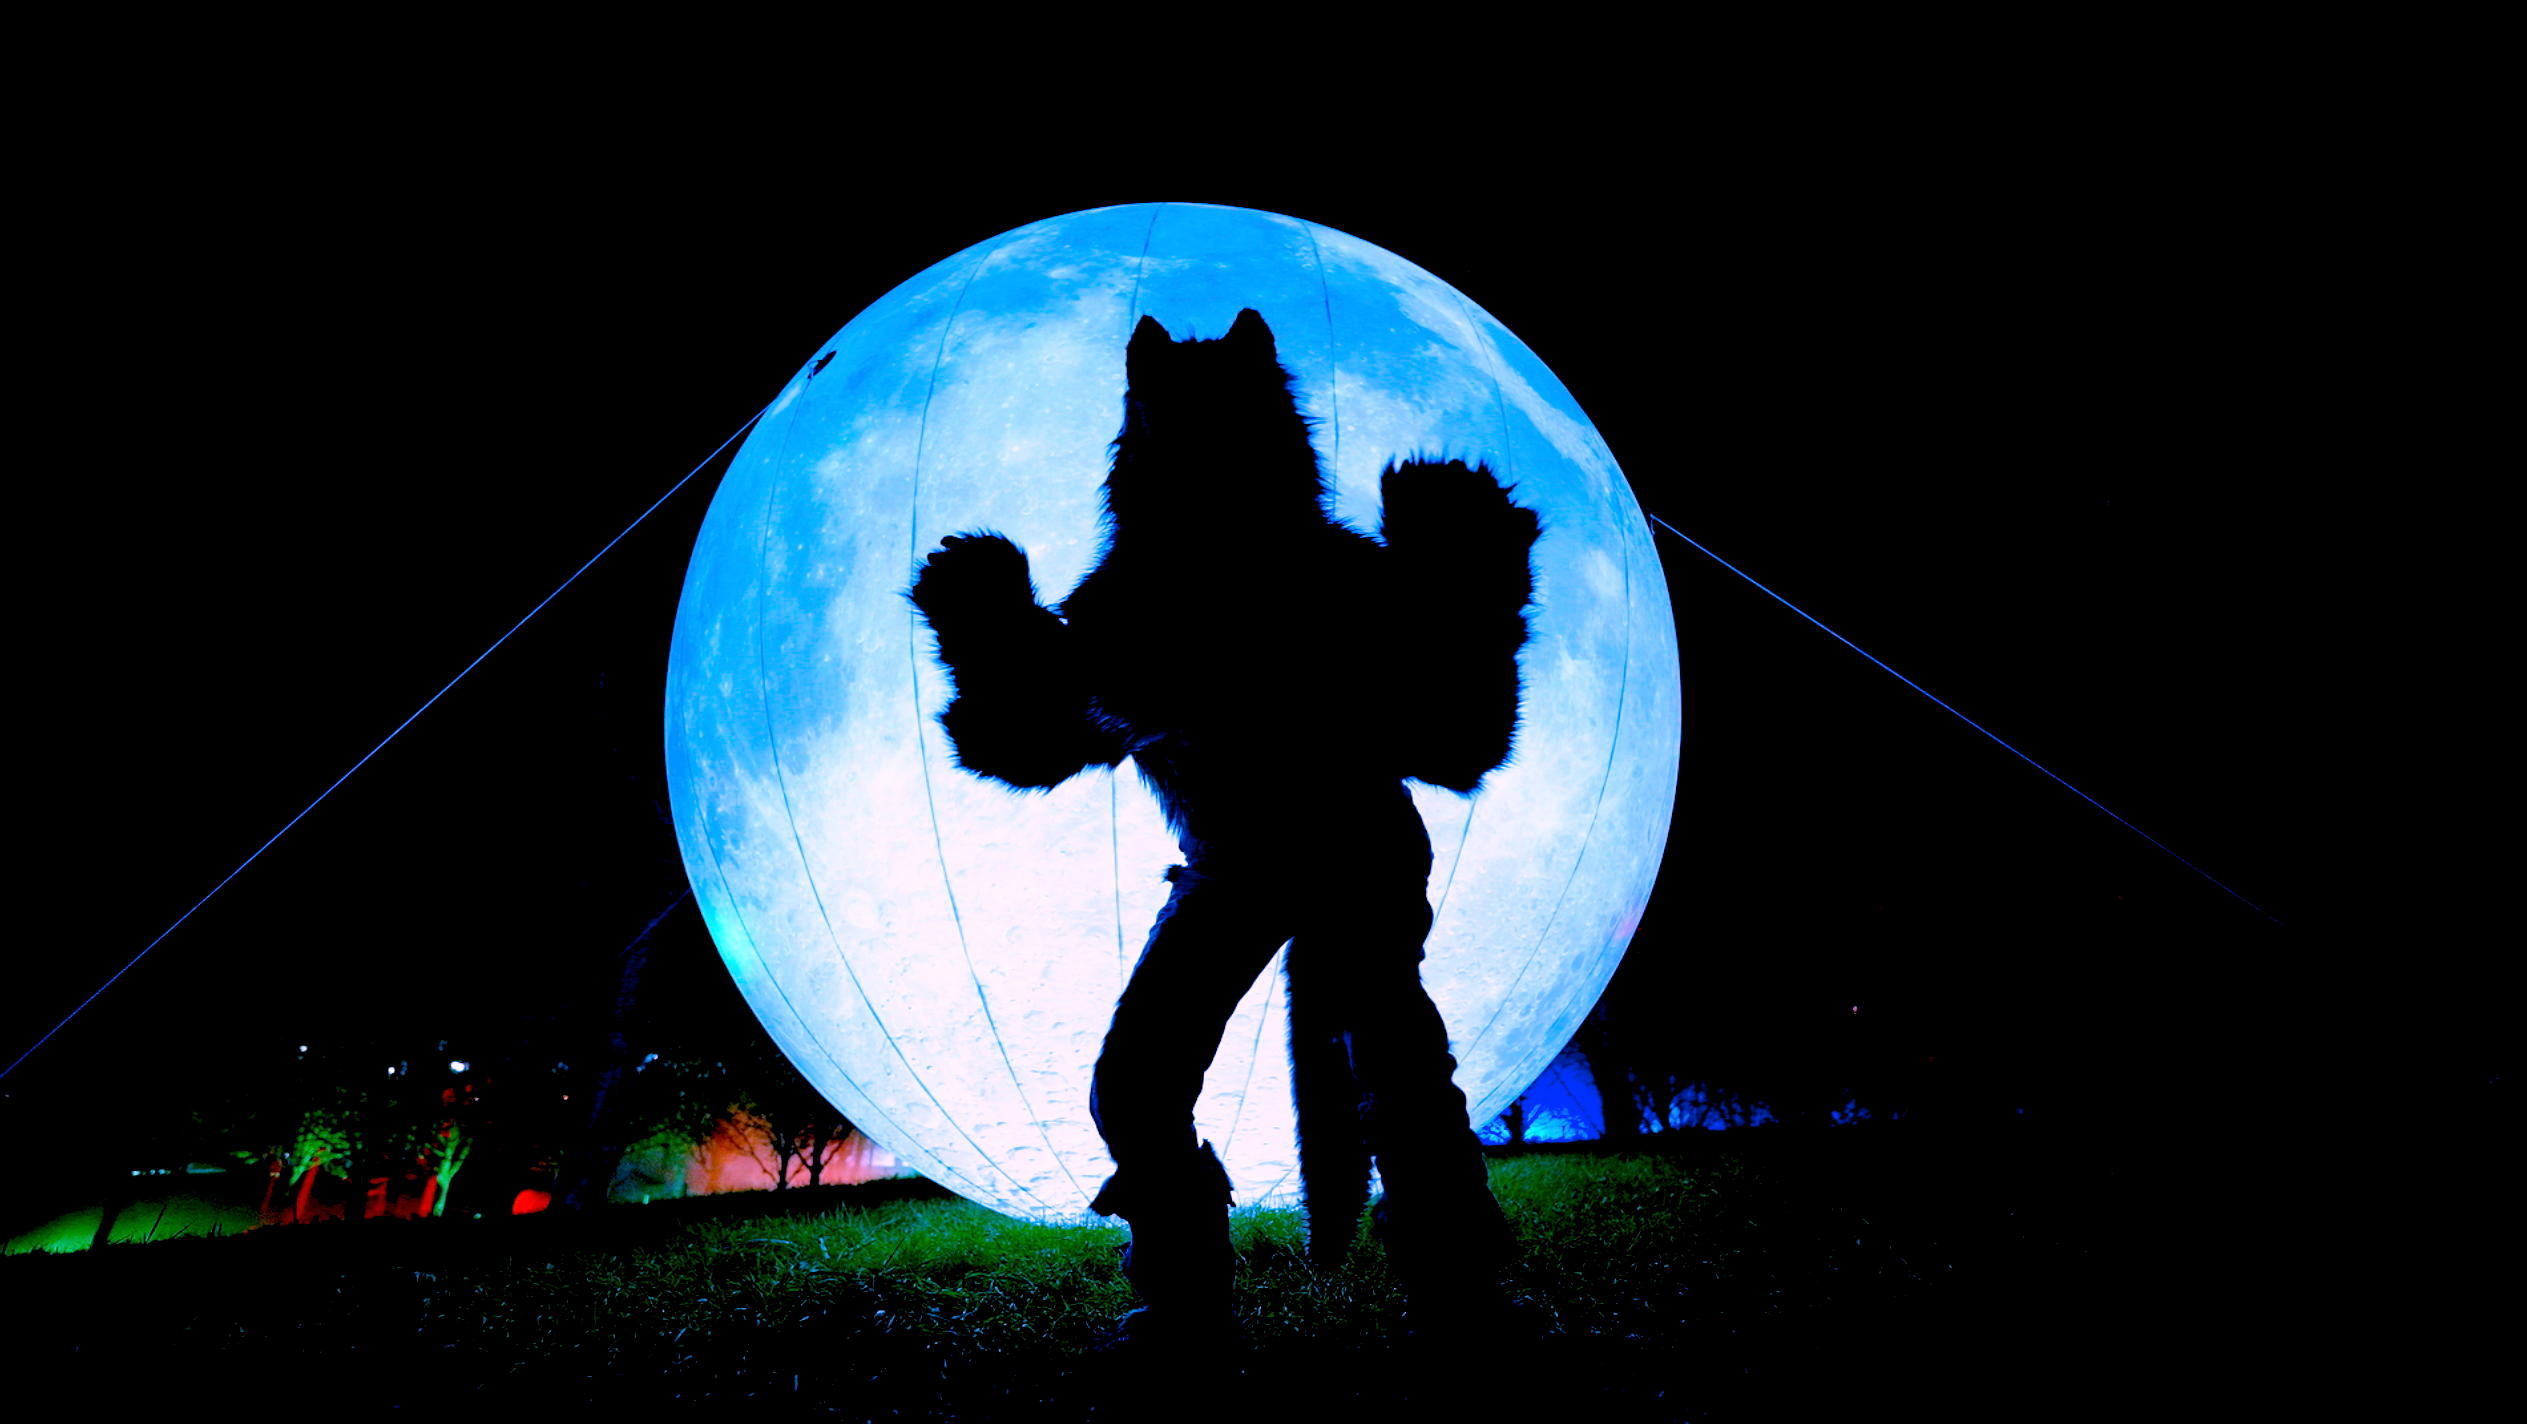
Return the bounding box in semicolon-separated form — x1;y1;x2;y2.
4;1193;259;1254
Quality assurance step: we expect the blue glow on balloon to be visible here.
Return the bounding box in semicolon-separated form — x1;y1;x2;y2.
666;203;1680;1221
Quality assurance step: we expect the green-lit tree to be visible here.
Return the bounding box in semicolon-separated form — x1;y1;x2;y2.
305;1042;501;1220
186;1036;564;1223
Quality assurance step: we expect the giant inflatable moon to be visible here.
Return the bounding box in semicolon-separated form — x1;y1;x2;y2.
666;203;1679;1222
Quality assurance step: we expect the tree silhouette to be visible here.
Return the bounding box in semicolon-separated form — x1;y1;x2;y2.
728;1032;855;1190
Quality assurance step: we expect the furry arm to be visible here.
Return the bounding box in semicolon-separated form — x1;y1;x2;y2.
908;532;1125;790
1378;459;1542;793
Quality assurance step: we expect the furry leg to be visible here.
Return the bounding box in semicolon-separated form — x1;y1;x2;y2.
1089;1140;1236;1345
1089;859;1288;1342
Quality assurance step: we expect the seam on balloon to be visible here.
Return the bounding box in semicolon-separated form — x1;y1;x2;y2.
749;368;1030;1207
1126;202;1163;330
1301;218;1341;482
1111;203;1165;992
1428;283;1522;934
704;398;937;1194
1211;942;1286;1166
1109;774;1129;983
1453;294;1629;1077
1428;796;1478;927
905;233;1094;1213
690;754;938;1196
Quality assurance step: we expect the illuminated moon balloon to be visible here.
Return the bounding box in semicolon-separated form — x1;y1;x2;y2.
666;203;1679;1222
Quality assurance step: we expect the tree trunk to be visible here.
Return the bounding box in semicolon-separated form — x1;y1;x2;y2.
800;1120;851;1187
89;1183;129;1252
430;1125;471;1218
1577;1005;1641;1144
293;1153;324;1223
259;1155;286;1222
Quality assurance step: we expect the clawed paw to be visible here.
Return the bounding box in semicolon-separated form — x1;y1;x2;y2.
909;531;1036;619
1380;459;1541;550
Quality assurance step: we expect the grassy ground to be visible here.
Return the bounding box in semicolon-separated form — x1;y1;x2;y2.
5;1126;2179;1420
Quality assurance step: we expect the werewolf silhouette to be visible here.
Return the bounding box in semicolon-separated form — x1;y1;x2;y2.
909;308;1539;1344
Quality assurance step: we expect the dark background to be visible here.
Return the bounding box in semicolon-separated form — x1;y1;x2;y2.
5;96;2455;1189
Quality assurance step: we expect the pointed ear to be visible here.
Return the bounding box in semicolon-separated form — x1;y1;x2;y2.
1224;307;1276;357
1128;315;1174;380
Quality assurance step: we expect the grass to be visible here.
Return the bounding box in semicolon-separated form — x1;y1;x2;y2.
5;1127;2169;1420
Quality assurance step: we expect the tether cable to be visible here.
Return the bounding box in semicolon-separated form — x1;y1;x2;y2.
1;400;774;1083
1646;511;2277;924
6;406;2279;1089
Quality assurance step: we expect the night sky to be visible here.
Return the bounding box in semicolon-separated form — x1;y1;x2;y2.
9;127;2369;1171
